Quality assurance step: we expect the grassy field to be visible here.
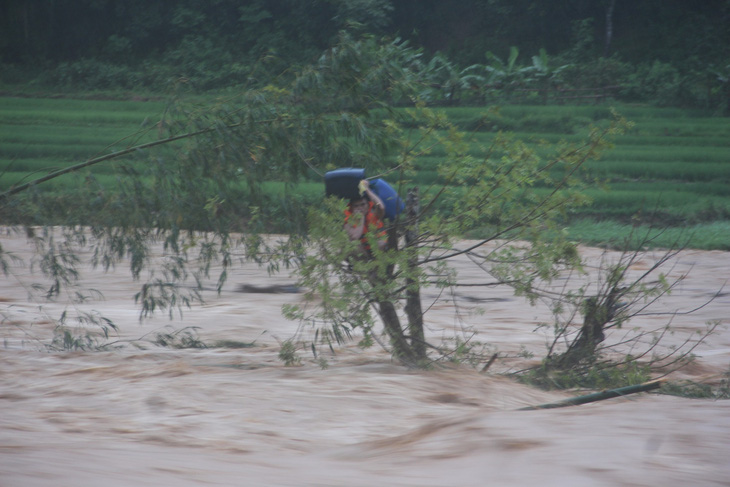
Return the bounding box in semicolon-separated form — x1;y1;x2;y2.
413;105;730;249
1;96;729;249
0;96;169;189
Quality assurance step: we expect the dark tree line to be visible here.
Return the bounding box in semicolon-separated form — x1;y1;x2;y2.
1;0;729;111
3;1;728;65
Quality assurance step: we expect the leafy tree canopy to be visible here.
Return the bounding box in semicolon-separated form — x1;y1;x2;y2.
2;32;655;368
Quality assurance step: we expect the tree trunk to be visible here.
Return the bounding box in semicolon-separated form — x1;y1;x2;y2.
519;379;664;410
559;297;605;366
604;0;616;57
377;299;418;365
404;188;427;359
554;289;625;368
372;187;427;367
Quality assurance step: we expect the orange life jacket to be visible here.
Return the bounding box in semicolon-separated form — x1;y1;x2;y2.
344;201;386;249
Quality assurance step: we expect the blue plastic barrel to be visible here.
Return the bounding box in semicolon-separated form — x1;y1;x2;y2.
371;178;404;221
325;169;404;220
325;168;366;200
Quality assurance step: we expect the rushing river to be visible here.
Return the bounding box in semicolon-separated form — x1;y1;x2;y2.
2;232;729;486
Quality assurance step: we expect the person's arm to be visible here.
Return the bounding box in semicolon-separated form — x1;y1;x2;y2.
360;180;385;220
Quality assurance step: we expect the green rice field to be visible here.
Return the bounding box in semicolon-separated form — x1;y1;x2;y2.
1;96;729;249
411;105;730;249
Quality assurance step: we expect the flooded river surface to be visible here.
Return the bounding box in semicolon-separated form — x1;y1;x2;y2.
1;231;729;486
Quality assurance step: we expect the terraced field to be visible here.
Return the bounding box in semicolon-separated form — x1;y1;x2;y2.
1;96;729;248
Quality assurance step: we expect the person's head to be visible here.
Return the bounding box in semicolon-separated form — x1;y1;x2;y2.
349;196;369;215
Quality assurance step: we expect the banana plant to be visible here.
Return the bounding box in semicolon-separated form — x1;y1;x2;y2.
529;48;572;103
419;52;478;105
484;46;533;97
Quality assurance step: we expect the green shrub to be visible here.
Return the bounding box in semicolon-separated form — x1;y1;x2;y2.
54;59;138;90
518;359;652;391
560;56;634;91
624;60;682;107
661;371;730;399
0;62;32;85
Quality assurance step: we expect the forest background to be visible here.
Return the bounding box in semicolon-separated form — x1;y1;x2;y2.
1;0;729;111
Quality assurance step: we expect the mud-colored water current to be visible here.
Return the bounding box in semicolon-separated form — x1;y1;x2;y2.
2;231;728;486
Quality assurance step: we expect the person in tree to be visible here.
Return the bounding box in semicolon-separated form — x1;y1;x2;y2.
344;179;388;254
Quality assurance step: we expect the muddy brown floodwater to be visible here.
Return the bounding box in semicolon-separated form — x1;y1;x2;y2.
1;230;729;486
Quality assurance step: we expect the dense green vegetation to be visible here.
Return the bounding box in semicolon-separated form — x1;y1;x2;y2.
2;95;728;249
2;1;729;113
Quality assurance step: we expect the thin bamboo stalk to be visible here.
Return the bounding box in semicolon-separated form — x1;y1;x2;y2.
518;378;665;411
